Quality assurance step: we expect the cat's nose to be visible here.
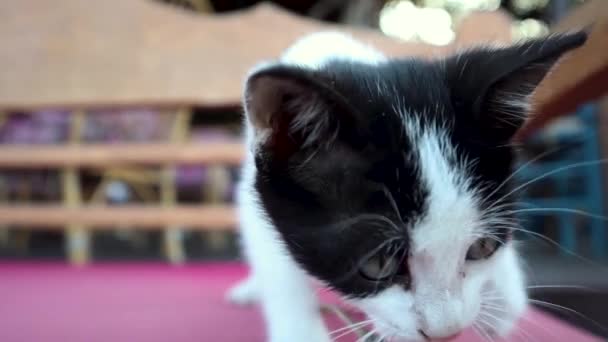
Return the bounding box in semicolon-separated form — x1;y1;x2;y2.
416;304;464;341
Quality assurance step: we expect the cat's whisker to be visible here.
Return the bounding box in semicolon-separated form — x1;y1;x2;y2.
481;295;569;342
474;318;497;342
472;323;488;342
480;293;510;308
481;222;603;267
388;241;406;282
491;158;608;210
481;302;507;312
479;306;512;319
508;207;608;222
528;299;608;333
374;332;389;342
480;293;502;301
477;310;502;322
478;308;513;324
381;184;403;223
328;214;402;233
482;197;525;217
518;309;561;341
356;328;378;342
479;215;521;226
480;297;507;304
332;326;374;341
526;284;598;292
514;324;537;342
478;146;567;208
329;319;375;337
478;310;537;342
482;201;531;216
480;288;503;298
480;296;503;303
483;211;523;221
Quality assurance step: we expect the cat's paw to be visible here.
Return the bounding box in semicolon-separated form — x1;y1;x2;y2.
226;277;258;306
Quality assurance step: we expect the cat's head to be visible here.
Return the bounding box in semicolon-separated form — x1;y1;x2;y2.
242;32;586;341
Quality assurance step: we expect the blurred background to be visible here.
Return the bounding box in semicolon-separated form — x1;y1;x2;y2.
0;0;607;340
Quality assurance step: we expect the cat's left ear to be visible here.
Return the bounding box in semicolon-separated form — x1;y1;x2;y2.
242;63;363;165
446;32;587;142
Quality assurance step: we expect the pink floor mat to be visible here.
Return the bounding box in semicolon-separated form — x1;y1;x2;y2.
0;262;601;342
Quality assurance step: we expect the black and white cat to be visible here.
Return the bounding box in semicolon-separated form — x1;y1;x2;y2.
228;31;586;342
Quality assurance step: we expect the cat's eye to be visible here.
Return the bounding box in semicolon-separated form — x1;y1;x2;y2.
466;237;499;261
359;252;403;281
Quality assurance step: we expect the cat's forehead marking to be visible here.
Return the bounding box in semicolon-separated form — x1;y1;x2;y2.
398;112;481;253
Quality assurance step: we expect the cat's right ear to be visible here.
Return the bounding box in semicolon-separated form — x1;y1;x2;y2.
243;64;357;161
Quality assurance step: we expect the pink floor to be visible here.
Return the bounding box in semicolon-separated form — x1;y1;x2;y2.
0;262;601;342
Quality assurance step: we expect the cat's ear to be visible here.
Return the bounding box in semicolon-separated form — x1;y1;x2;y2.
243;64;358;161
446;32;587;142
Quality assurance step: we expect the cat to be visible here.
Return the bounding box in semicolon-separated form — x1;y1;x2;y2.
227;31;587;342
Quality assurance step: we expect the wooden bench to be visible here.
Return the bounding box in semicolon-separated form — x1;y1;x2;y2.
0;142;244;168
0;107;244;264
0;205;237;230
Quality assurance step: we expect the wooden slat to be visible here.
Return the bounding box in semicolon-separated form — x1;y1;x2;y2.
0;205;237;230
0;142;244;168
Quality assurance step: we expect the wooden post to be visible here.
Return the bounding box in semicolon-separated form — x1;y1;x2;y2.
161;108;191;264
64;110;88;265
12;173;33;253
204;165;231;251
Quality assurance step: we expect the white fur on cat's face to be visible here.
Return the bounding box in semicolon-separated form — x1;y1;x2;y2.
346;117;527;340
